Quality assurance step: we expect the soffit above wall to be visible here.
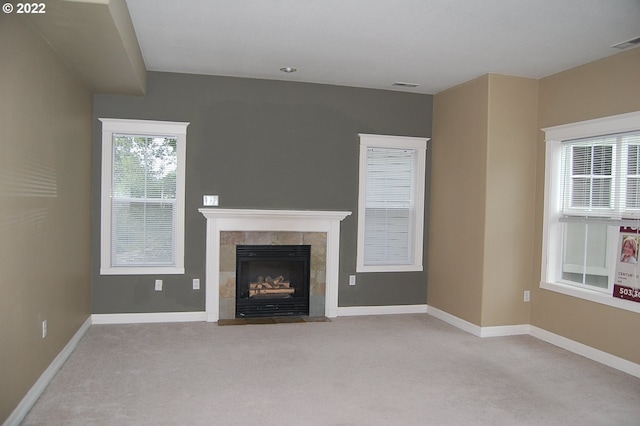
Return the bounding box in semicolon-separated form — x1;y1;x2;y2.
26;0;146;95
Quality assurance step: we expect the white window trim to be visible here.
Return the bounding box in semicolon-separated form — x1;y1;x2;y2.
99;118;188;275
541;111;640;313
356;134;429;273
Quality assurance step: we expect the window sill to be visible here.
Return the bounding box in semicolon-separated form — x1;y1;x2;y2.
100;266;185;276
540;281;640;314
356;264;423;273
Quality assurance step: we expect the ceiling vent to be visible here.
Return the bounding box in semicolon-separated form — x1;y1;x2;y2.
611;36;640;49
392;82;420;88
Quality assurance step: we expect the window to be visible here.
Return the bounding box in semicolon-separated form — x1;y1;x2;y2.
542;112;640;312
99;119;188;275
356;134;428;272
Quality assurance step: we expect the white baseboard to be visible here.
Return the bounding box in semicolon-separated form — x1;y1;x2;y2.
426;306;530;338
91;311;207;324
4;317;92;426
479;324;531;338
427;306;640;379
336;304;428;317
93;307;429;323
530;326;640;379
427;306;483;336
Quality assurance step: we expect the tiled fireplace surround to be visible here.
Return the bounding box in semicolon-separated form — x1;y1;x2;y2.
219;231;326;319
199;209;351;322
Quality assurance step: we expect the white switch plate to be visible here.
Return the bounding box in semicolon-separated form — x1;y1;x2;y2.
349;275;356;286
42;320;47;338
193;278;200;290
203;195;219;206
524;290;530;302
155;279;163;291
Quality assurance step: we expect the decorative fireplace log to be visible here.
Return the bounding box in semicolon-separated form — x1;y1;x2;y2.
250;283;291;289
249;288;295;297
251;276;290;289
250;276;292;296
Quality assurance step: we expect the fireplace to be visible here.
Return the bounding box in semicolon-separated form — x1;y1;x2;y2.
199;208;351;321
236;245;311;318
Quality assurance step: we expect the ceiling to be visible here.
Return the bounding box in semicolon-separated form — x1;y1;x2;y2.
126;0;639;95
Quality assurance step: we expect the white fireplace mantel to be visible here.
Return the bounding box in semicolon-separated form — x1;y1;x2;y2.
199;208;352;322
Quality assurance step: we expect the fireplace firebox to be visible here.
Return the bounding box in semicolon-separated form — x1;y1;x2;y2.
236;245;311;318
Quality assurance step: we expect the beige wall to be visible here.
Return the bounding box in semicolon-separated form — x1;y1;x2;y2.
429;74;537;327
429;76;489;325
532;48;640;364
430;49;640;363
482;75;538;326
0;15;92;422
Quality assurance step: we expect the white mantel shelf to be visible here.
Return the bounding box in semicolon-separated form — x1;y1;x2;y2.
199;208;352;322
199;208;351;222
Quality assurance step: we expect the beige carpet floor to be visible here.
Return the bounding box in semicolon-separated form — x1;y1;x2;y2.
22;314;640;425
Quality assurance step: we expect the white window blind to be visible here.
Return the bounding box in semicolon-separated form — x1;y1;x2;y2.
364;147;415;265
112;135;177;266
561;131;640;219
356;134;428;273
627;143;640;209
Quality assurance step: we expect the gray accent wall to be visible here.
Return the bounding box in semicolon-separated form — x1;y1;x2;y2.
92;72;432;314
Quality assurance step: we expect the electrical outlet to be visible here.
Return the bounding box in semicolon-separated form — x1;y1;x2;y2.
349;275;356;286
524;290;530;302
155;279;163;291
203;195;219;206
193;278;200;290
42;320;47;338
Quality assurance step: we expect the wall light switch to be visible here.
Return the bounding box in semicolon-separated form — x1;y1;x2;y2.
193;278;200;290
203;195;219;206
155;279;163;291
349;275;356;286
524;290;530;302
42;320;47;339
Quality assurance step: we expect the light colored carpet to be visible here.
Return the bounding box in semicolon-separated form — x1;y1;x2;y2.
22;314;640;425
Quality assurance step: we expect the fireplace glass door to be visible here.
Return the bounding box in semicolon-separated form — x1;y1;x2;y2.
236;245;310;317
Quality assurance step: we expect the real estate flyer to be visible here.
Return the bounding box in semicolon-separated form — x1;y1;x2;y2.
613;226;640;303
